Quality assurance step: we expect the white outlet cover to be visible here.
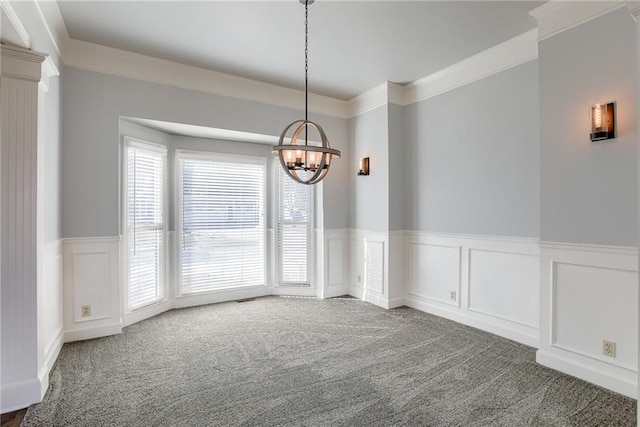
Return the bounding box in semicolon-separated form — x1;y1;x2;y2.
603;340;616;358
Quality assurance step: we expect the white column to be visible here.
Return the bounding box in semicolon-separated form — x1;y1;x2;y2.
1;45;46;413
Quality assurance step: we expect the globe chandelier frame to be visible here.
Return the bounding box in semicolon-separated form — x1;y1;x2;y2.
272;0;341;185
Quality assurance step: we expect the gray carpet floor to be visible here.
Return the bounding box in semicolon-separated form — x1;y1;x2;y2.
23;296;636;426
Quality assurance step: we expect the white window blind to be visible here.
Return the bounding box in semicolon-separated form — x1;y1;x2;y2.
178;154;265;294
277;166;311;285
125;141;166;310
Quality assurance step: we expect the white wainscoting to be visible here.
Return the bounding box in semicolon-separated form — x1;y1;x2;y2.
62;236;122;342
387;232;407;306
537;241;638;398
321;229;350;299
38;239;64;396
404;232;540;347
349;230;396;308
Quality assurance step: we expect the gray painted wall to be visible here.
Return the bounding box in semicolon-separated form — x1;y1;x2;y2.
388;103;406;231
404;60;540;237
539;8;637;247
349;105;389;232
62;66;350;238
44;74;62;243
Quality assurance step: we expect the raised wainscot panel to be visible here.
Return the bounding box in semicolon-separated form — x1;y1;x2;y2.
468;249;539;328
42;241;63;355
409;243;460;306
364;240;384;294
351;239;364;287
553;262;637;370
327;238;346;287
71;251;113;322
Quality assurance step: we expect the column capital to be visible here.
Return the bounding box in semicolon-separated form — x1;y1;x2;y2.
1;44;47;82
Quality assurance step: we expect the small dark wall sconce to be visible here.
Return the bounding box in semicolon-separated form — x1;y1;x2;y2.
590;102;615;142
358;157;370;176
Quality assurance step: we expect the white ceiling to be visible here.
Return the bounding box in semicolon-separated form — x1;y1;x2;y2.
57;1;542;100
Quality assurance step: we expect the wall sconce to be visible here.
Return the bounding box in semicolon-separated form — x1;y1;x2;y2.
590;102;615;142
357;157;370;176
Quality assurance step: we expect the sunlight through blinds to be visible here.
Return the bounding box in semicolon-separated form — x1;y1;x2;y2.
179;155;265;293
278;166;311;285
126;142;166;310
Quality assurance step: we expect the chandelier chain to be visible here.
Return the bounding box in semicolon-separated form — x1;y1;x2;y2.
305;0;308;122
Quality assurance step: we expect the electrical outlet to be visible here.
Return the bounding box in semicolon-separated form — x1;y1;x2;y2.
603;340;616;358
81;305;91;317
450;291;457;301
357;275;362;283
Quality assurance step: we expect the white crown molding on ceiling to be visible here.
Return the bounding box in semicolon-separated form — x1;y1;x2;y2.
344;27;538;115
403;28;538;106
33;0;68;58
529;0;628;41
1;0;31;48
346;82;393;116
22;0;543;120
40;50;60;92
627;0;640;19
64;37;349;119
24;0;633;121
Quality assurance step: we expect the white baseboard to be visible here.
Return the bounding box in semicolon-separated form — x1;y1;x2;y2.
0;378;42;413
348;284;364;300
321;284;351;299
174;286;270;309
362;291;391;309
64;322;123;343
124;300;173;327
537;350;637;399
405;295;539;347
38;327;64;398
272;286;318;297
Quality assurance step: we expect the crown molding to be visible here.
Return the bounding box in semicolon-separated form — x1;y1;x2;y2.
33;0;70;58
627;1;640;19
347;29;537;118
1;0;31;48
529;1;627;41
387;82;405;107
345;81;407;117
25;0;538;120
40;55;60;92
64;38;349;118
403;28;538;106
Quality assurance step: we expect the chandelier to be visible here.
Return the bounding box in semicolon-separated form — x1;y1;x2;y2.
272;0;341;185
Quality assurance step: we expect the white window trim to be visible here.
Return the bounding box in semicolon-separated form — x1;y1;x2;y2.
175;149;268;296
273;159;315;288
121;136;169;313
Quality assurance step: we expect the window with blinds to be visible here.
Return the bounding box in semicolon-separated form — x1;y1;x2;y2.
178;153;265;294
277;165;312;285
124;139;166;311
